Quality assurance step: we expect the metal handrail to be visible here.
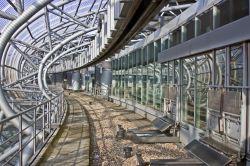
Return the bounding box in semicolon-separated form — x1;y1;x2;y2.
0;91;66;165
0;92;63;124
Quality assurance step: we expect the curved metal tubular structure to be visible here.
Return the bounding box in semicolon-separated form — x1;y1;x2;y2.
0;0;189;164
0;0;50;131
38;27;97;99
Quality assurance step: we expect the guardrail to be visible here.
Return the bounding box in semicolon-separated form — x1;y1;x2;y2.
89;83;112;100
0;92;66;165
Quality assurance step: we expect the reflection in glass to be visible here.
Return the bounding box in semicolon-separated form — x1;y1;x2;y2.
147;63;154;107
195;53;212;129
182;58;195;125
230;45;243;86
215;49;226;86
142;68;147;105
154;63;161;110
161;62;169;112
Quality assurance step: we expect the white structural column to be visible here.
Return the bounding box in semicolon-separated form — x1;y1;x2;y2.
100;60;112;95
72;70;81;91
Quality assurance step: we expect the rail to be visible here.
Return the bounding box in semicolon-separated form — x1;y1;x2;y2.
0;92;66;165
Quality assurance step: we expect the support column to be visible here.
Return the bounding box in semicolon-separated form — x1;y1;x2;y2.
101;60;112;95
72;70;80;91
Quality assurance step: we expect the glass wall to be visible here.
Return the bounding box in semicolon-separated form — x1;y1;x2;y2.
147;43;154;108
154;39;162;110
181;53;212;128
181;57;195;126
195;53;212;129
165;0;249;50
109;0;248;130
215;49;226;86
230;45;243;86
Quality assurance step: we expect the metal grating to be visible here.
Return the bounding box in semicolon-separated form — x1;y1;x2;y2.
169;86;177;100
150;159;205;166
207;89;222;111
223;91;241;115
152;116;175;132
185;140;231;166
164;86;177;101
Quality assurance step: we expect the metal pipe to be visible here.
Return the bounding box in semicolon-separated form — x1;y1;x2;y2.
0;137;30;162
0;1;52;165
38;27;97;99
160;4;192;13
0;11;17;20
43;43;89;95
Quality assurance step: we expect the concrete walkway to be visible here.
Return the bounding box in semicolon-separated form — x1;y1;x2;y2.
38;95;90;166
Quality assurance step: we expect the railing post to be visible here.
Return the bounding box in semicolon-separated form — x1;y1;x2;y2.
33;108;37;154
19;115;23;166
61;93;64;120
42;104;45;142
57;98;60;123
56;101;58;124
48;102;51;131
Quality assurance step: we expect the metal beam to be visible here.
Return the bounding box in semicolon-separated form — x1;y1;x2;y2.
91;0;104;27
6;0;18;12
0;1;51;164
160;4;192;13
49;3;90;28
26;26;35;39
89;0;97;12
44;6;53;50
60;4;64;22
51;31;64;40
11;39;49;53
10;42;38;70
75;0;82;16
48;9;82;26
44;44;89;92
0;65;21;72
4;88;42;93
15;0;24;14
4;72;38;88
0;11;17;21
38;27;97;99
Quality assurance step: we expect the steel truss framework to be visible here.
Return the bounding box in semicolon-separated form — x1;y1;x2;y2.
0;0;195;165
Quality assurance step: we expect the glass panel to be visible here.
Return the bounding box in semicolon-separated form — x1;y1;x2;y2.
147;63;154;107
161;62;169;112
142;67;147;105
148;43;154;63
154;63;161;110
112;72;116;96
215;49;226;86
197;8;213;36
136;49;142;103
132;67;137;100
195;53;213;129
168;61;174;84
230;45;243;86
136;66;142;104
186;19;195;41
127;68;133;100
170;28;181;47
174;60;179;84
164;39;169;50
216;0;249;28
154;39;162;110
155;39;161;61
182;57;195;125
143;47;147;66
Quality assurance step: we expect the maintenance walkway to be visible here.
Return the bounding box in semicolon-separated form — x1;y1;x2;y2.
36;94;90;166
34;92;187;166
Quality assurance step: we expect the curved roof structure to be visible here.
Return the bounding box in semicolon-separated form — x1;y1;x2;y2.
0;0;195;164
